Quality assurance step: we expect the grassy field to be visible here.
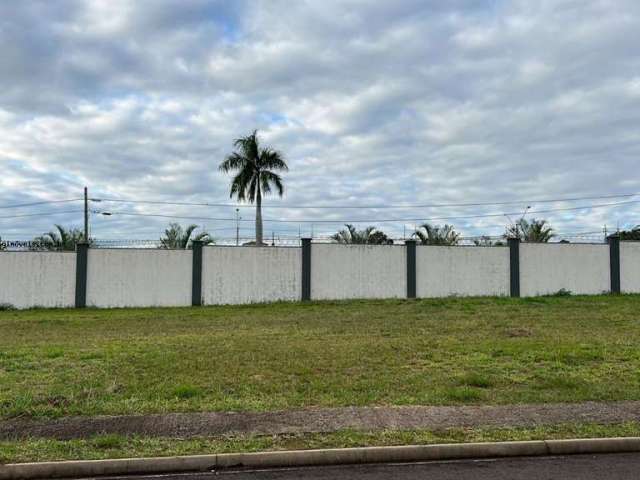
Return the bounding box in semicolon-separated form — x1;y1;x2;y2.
2;422;640;463
1;295;640;419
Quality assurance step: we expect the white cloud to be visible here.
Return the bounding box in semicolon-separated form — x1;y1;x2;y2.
0;0;639;241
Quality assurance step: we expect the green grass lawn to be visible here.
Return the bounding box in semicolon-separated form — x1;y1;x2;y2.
3;422;640;464
1;295;640;419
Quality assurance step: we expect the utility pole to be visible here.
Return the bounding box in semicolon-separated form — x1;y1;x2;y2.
235;208;240;246
83;186;89;242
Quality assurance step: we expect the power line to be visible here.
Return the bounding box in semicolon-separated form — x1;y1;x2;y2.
0;210;84;220
92;192;639;210
93;199;640;224
0;198;83;209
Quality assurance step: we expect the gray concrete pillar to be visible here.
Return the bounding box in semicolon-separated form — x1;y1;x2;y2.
301;238;311;301
406;240;417;298
75;242;89;308
191;240;203;306
508;237;520;298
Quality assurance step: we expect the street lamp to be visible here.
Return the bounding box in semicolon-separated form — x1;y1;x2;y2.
235;208;241;246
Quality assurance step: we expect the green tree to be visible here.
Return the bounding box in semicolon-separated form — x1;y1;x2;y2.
368;230;394;245
505;218;554;242
0;236;5;251
619;225;640;241
219;130;288;246
33;225;88;251
414;223;460;245
159;223;214;249
331;224;393;244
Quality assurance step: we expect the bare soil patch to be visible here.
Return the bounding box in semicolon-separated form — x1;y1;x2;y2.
2;401;639;441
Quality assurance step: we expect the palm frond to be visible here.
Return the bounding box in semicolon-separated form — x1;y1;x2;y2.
219;152;248;173
259;148;288;171
181;224;199;248
506;218;554;242
260;171;284;197
331;224;391;244
414;223;459;245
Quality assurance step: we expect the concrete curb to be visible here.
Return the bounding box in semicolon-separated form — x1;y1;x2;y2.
1;437;639;479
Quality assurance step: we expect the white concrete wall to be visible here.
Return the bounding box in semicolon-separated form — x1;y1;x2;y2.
86;249;192;307
520;243;610;297
202;246;301;304
416;246;509;298
311;244;406;300
0;252;76;308
621;242;640;293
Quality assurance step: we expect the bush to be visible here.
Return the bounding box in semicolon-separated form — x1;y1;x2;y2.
548;289;572;297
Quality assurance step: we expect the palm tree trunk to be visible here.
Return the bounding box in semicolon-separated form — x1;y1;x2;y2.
256;188;263;246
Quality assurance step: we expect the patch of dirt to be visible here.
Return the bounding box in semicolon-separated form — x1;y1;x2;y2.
504;327;533;337
2;401;640;441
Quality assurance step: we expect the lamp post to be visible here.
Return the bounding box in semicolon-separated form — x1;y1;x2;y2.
235;208;240;246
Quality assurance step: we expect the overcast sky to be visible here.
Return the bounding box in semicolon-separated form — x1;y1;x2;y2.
1;0;639;243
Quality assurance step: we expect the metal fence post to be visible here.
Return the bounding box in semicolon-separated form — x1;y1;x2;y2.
191;240;203;306
75;242;89;308
405;240;416;298
508;237;520;298
301;238;311;301
608;235;621;294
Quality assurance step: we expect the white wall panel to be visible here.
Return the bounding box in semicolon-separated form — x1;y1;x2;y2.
0;252;76;308
202;246;301;304
311;244;406;300
520;243;610;297
621;242;640;293
416;246;509;297
86;249;192;307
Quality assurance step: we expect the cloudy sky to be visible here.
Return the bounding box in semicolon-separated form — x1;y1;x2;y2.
1;0;639;243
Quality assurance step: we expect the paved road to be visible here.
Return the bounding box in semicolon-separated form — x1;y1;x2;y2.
91;453;640;479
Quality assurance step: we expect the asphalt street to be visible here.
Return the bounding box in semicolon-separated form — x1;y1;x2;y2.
88;453;640;479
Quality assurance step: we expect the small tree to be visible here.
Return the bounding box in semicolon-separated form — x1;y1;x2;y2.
414;223;459;245
331;224;393;244
160;223;214;249
505;218;554;242
33;225;88;251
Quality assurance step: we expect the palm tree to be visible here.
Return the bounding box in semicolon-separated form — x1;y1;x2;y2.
219;130;288;246
159;223;214;249
331;224;393;244
473;235;504;247
414;223;460;245
619;225;640;241
505;218;554;242
33;225;87;251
